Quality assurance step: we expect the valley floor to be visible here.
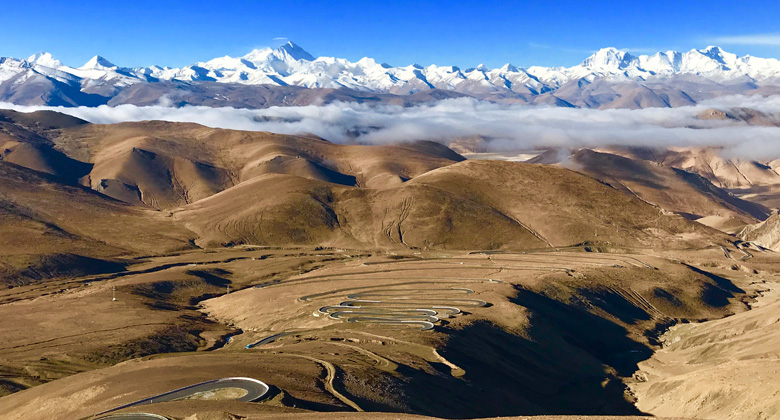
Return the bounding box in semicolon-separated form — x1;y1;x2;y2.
630;280;780;420
0;245;775;420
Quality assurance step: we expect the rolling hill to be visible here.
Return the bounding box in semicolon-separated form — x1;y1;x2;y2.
2;115;726;251
0;109;774;420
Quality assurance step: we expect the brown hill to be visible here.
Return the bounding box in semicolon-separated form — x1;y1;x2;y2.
48;122;462;209
0;110;765;420
525;147;772;233
406;160;720;248
174;171;544;249
631;281;780;420
175;159;725;250
0;161;194;285
698;107;780;126
569;149;769;223
0;109;88;130
0;109;93;183
0;114;732;252
738;210;780;251
88;143;234;209
599;146;780;207
0;140;92;183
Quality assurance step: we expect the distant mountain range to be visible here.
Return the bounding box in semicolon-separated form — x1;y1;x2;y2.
3;42;780;109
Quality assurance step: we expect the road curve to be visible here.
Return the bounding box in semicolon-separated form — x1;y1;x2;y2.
280;354;364;412
341;298;488;308
245;332;296;349
96;414;169;420
472;250;655;269
300;281;488;302
315;287;488;330
345;317;436;330
95;377;269;416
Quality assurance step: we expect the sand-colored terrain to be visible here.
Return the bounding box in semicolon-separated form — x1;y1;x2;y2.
0;112;733;283
739;211;780;250
630;280;780;419
0;246;771;419
1;110;780;419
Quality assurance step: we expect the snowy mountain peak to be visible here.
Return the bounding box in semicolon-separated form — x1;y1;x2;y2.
701;46;724;54
80;55;117;70
242;47;273;62
696;46;737;65
4;44;780;108
276;41;314;62
27;52;61;68
582;47;636;70
242;41;314;65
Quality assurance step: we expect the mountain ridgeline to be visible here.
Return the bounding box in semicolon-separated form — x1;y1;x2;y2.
0;108;739;283
3;43;780;109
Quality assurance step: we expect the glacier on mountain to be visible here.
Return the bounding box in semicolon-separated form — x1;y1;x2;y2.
3;41;780;108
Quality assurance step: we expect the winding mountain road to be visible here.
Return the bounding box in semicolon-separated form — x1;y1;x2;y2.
95;377;269;417
96;414;170;420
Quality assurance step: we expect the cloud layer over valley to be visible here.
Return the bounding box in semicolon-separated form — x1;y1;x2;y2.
4;96;780;159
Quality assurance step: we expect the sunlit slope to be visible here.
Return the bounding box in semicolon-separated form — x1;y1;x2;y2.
408;160;724;248
571;149;769;223
51;121;463;209
0;161;194;284
739;211;780;250
0;109;91;182
0;247;748;419
175;159;725;250
632;282;780;420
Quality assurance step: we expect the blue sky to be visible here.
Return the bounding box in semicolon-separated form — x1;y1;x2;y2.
5;0;780;69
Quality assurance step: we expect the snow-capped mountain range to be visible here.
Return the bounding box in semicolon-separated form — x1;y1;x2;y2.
2;42;780;109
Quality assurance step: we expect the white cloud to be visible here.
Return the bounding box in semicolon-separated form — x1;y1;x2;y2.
709;33;780;46
4;96;780;159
